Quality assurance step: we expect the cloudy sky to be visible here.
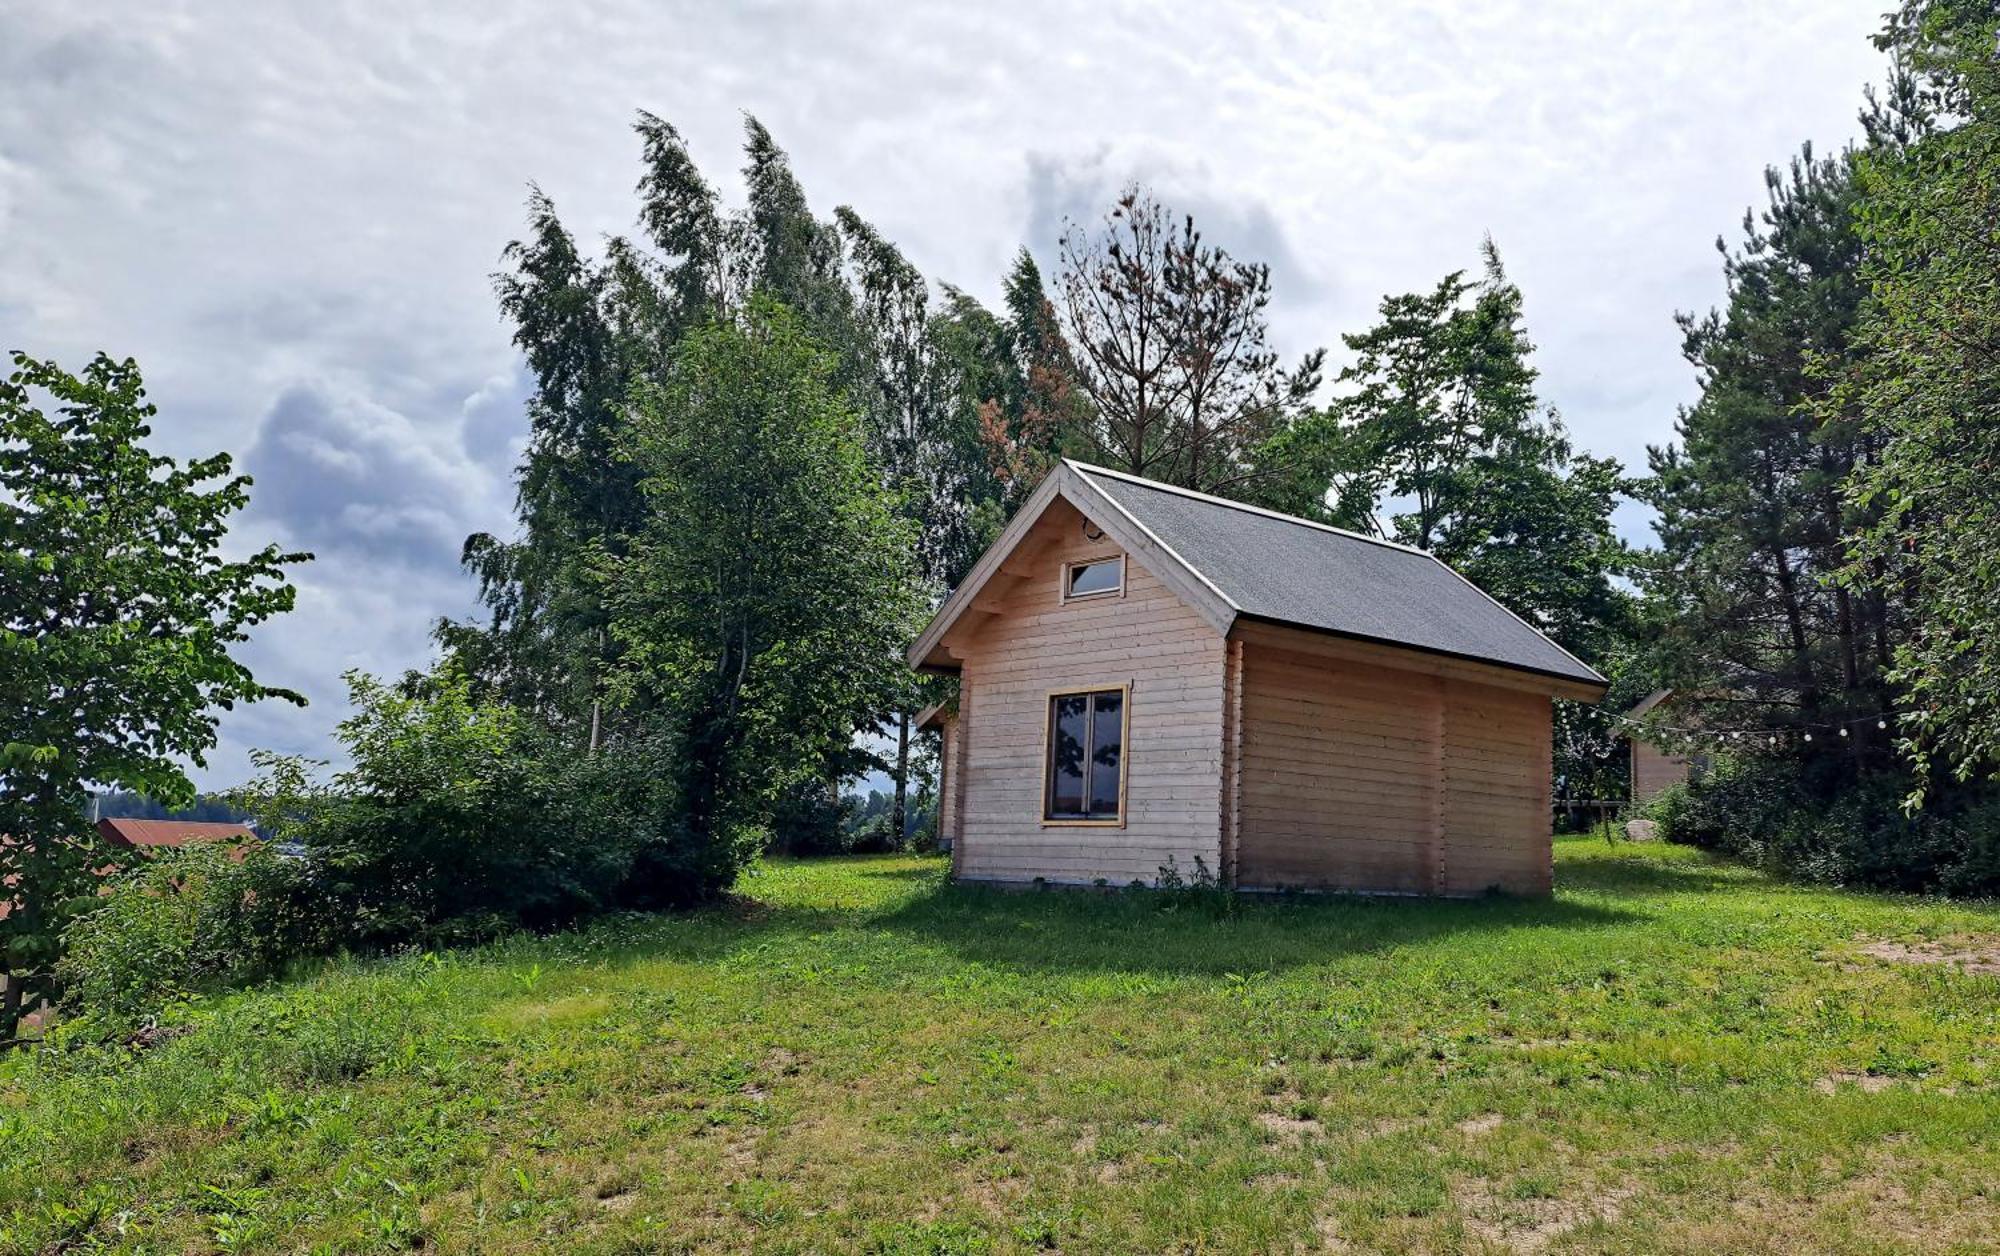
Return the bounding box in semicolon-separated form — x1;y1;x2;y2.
3;1;1889;788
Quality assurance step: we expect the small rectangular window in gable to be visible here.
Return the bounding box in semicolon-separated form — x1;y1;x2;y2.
1063;555;1124;601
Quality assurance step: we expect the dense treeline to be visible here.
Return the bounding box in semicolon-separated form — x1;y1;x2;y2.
89;791;254;826
1641;0;2000;890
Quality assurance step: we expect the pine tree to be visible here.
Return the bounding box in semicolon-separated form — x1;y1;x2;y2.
1054;188;1322;497
1641;141;1897;768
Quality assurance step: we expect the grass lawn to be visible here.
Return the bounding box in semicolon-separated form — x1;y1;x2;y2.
4;838;1998;1254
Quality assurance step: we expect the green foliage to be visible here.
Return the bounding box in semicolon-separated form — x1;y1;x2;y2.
0;350;303;1035
232;669;713;953
450;113;997;843
1646;754;2000;895
56;844;315;1029
1325;243;1633;659
1840;0;2000;797
768;782;861;856
945;248;1092;537
611;299;925;870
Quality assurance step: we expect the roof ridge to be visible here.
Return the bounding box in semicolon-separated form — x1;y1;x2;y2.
1064;460;1432;558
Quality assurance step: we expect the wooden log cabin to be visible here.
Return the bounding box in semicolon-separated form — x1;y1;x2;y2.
1625;689;1698;802
908;461;1608;896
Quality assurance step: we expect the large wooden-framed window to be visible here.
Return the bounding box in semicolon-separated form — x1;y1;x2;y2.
1042;686;1128;825
1061;554;1125;602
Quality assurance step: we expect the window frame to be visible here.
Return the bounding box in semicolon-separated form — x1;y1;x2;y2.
1060;553;1126;603
1039;683;1131;827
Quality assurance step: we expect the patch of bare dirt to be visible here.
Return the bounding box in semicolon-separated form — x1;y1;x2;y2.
1691;1152;2000;1251
123;1021;191;1052
1312;1213;1354;1252
1856;937;2000;976
1456;1113;1504;1136
965;1171;1028;1219
1456;1181;1638;1253
1814;1070;1899;1094
1355;1116;1414;1139
1257;1109;1324;1143
1257;1087;1324;1144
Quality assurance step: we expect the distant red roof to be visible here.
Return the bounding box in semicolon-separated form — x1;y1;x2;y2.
95;818;256;849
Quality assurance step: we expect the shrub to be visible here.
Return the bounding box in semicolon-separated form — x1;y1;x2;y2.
59;669;775;1026
236;672;757;947
56;843;317;1026
569;731;754;910
1646;753;2000;896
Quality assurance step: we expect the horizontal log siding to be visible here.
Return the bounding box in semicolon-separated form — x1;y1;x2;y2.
1440;680;1553;895
935;713;962;850
1236;645;1440;892
1236;635;1554;896
1631;738;1691;802
950;507;1226;885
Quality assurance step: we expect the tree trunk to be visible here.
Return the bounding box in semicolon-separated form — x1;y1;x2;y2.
0;972;21;1043
892;711;911;849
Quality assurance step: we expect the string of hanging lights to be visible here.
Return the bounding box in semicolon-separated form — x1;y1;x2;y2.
1605;707;1899;751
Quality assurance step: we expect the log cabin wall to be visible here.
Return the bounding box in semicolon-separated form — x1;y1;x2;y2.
948;501;1227;885
1233;629;1555;896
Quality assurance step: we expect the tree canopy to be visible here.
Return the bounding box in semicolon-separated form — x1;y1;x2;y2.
1841;0;2000;799
0;351;304;1035
610;298;924;865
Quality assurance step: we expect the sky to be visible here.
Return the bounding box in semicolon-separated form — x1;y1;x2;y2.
1;1;1891;789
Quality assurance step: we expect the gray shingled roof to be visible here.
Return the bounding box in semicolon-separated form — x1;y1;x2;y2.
1074;463;1606;688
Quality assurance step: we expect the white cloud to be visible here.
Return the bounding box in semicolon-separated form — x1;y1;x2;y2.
0;0;1890;786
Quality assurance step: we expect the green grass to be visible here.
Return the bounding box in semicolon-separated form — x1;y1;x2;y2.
4;838;1998;1253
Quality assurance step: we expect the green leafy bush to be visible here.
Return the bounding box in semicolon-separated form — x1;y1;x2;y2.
238;671;752;941
1645;754;2000;896
58;668;776;1026
56;843;316;1026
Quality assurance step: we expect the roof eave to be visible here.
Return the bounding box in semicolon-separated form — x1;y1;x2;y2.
1232;612;1610;703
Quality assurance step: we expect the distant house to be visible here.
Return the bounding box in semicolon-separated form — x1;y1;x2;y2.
1626;689;1700;802
908;462;1608;897
95;817;256;852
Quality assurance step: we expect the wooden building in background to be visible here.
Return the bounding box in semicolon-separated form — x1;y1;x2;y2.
908;462;1607;897
1625;689;1697;802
